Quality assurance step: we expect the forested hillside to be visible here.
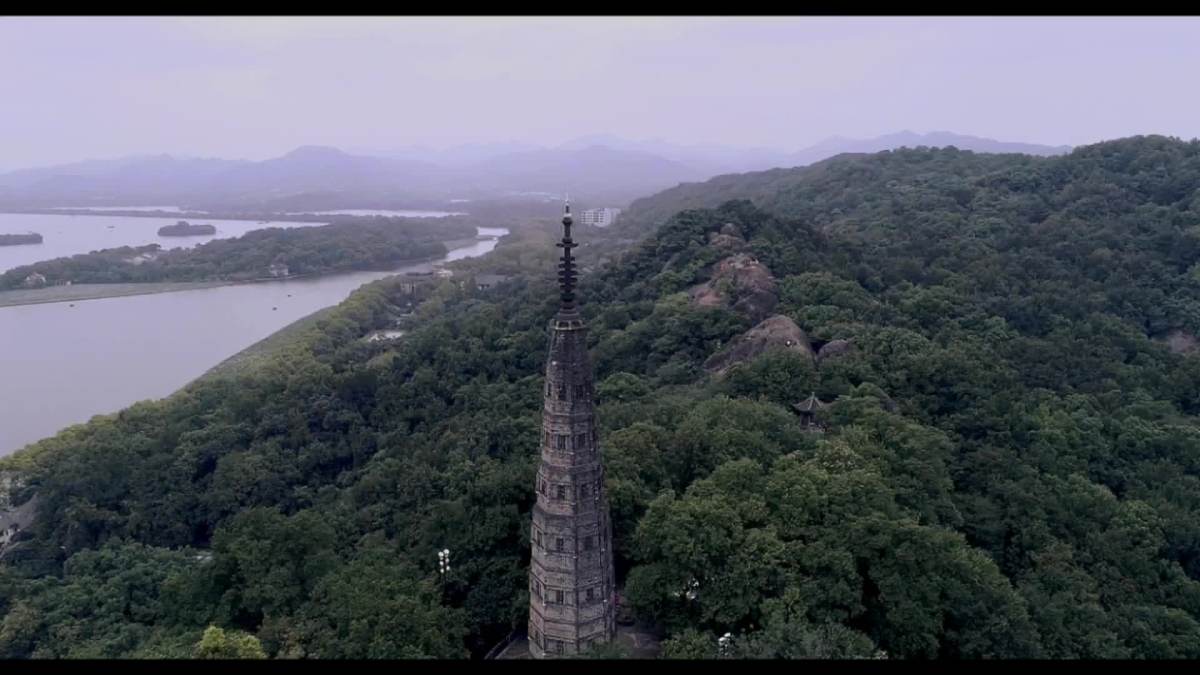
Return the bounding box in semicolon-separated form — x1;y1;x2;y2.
3;136;1200;659
620;134;1198;242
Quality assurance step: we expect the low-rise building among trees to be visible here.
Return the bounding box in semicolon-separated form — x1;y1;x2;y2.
792;392;829;431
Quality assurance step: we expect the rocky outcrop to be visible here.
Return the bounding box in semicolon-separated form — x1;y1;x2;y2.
705;314;814;375
0;472;20;507
0;474;37;559
688;253;779;322
1164;330;1199;355
708;223;748;253
708;232;746;252
816;338;856;364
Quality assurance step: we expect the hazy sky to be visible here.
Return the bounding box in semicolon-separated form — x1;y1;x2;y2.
2;16;1199;170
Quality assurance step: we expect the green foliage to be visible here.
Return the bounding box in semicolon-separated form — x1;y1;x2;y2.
720;349;820;406
660;628;715;659
275;550;469;658
736;593;881;659
0;215;476;288
194;625;266;659
0;541;205;658
597;372;651;403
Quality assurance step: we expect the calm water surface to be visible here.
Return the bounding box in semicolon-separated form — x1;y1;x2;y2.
0;212;312;273
284;209;466;218
0;227;506;456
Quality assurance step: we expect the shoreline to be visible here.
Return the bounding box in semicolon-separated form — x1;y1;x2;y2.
0;208;466;223
0;227;506;459
196;305;339;383
0;280;237;307
0;245;480;309
0;208;332;223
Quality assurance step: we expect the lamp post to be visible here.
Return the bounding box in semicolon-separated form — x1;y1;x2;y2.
437;548;451;577
674;577;700;601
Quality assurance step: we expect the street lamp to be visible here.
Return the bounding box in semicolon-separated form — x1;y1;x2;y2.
674;577;700;601
437;548;451;576
717;632;732;658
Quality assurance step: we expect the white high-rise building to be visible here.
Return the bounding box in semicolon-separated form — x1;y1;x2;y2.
579;208;621;228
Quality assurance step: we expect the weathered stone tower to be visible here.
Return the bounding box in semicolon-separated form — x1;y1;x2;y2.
527;201;616;658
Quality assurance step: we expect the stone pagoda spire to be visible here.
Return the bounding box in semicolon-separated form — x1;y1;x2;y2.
527;199;616;658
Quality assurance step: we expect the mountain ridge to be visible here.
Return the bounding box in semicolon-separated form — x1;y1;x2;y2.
0;131;1075;211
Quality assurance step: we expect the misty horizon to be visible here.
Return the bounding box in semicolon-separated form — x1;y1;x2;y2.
1;128;1084;172
0;128;1081;210
3;17;1200;172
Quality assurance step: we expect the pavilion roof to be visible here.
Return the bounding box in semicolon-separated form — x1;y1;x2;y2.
792;392;829;413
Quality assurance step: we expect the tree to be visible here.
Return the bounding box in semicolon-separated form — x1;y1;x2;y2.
193;625;267;659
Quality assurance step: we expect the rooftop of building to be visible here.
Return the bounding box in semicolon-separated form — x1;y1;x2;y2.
793;392;829;413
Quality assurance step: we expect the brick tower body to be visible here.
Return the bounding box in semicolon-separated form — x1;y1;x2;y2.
527;202;616;658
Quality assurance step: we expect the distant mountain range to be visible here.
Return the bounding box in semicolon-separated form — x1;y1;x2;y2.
790;131;1071;165
559;130;1071;174
0;131;1072;212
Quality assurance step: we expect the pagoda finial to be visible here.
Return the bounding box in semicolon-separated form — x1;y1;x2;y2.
556;196;578;311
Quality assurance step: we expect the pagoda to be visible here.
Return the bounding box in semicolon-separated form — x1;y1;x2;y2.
527;201;617;658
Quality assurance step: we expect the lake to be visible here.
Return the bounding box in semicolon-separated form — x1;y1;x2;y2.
45;207;467;217
0;227;507;457
284;209;466;218
0;212;312;273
